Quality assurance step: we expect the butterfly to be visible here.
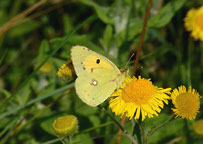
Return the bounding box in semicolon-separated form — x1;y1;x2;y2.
71;45;126;107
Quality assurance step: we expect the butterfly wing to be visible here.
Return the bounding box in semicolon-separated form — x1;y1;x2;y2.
75;68;120;107
71;45;120;75
71;45;125;106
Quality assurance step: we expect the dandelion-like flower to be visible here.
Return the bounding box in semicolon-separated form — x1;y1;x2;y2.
184;6;203;41
109;76;171;121
52;115;78;137
57;64;73;82
171;86;201;120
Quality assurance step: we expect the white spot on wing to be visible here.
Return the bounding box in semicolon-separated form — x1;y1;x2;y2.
90;79;98;86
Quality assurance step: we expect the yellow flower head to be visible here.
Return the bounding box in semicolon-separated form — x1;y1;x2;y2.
193;119;203;135
184;6;203;41
57;64;73;82
52;115;78;137
109;76;171;121
39;62;53;74
171;86;201;120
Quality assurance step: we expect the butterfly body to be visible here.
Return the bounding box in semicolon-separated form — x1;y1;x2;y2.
71;46;125;107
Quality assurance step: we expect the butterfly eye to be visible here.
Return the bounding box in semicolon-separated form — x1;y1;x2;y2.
96;59;100;64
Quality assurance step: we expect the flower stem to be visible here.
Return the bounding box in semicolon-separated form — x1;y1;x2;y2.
187;38;193;86
69;136;72;144
141;125;148;144
201;43;203;67
132;0;152;75
98;106;137;144
137;120;148;144
59;137;66;144
147;115;175;137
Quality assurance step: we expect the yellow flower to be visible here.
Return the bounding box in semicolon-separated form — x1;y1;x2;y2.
171;86;201;120
39;62;53;74
109;76;171;121
184;6;203;41
57;64;73;82
193;119;203;135
52;115;78;137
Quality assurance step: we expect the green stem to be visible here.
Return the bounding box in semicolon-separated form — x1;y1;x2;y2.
187;38;193;86
80;122;113;134
147;115;175;137
62;138;66;144
58;137;66;144
69;136;72;144
98;106;137;144
138;120;147;144
201;43;203;67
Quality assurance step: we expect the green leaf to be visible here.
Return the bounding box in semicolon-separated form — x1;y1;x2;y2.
8;20;40;38
17;83;31;105
68;35;100;51
117;0;186;43
40;112;60;135
50;34;101;58
80;0;113;24
103;25;113;47
99;25;113;50
88;115;101;133
0;48;7;65
73;133;94;144
63;14;73;34
149;0;186;28
145;114;184;143
0;83;74;120
74;100;98;116
0;11;9;26
116;18;143;46
0;88;11;98
109;0;131;34
39;40;50;56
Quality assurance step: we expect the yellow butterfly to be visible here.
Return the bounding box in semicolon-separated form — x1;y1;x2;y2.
71;45;126;107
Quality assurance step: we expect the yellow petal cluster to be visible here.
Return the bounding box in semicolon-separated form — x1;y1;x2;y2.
184;6;203;41
57;64;73;82
52;115;78;137
171;86;201;120
109;76;171;121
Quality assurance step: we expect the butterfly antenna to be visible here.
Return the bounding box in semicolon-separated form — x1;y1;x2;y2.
124;53;134;69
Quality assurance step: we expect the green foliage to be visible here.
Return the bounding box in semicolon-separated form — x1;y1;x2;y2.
149;0;186;28
8;20;40;38
0;0;202;144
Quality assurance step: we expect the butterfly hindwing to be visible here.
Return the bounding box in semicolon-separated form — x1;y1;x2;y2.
75;68;119;106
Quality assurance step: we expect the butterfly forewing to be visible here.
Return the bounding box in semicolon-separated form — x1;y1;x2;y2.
71;46;120;75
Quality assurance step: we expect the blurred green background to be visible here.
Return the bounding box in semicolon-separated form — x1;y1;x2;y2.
0;0;202;143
